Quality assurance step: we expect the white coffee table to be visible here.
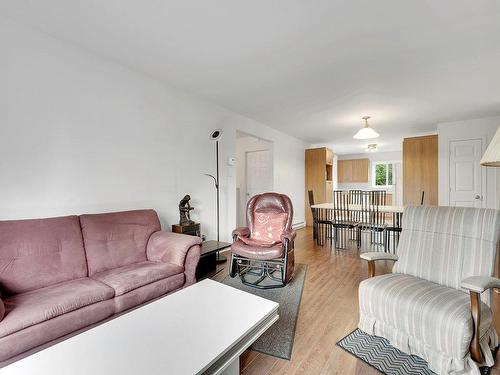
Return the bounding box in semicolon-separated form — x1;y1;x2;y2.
0;279;279;375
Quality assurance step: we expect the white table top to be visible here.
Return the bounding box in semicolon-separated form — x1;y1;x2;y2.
1;279;279;375
311;203;405;213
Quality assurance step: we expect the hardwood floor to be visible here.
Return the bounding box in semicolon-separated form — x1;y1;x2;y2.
213;227;500;375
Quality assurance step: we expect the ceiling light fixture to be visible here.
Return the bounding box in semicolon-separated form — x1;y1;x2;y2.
365;143;378;152
353;116;380;140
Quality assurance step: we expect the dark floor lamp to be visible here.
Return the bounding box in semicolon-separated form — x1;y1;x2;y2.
205;129;227;263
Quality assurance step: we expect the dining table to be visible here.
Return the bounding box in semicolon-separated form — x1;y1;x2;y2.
310;203;405;251
311;203;404;213
311;202;405;226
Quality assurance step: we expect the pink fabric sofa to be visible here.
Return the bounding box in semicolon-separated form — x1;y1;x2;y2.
0;209;201;363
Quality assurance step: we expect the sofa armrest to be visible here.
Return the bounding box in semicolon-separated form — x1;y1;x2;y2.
281;229;296;244
461;276;500;294
147;231;202;285
147;231;202;266
232;227;250;240
360;252;398;278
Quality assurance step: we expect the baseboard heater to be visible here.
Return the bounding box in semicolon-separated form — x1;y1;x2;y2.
292;221;305;230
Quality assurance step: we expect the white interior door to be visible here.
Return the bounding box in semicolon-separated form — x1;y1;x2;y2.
245;150;273;202
449;139;484;207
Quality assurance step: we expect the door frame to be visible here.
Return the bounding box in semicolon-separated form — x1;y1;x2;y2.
447;136;487;208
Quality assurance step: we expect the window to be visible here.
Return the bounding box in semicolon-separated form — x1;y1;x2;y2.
373;162;394;187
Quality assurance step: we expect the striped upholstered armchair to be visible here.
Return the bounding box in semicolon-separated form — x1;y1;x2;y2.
359;206;500;375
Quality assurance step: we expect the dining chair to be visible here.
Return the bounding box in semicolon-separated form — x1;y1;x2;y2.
348;189;364;241
308;190;318;241
370;190;387;205
349;189;364;204
330;190;359;249
384;212;402;253
357;191;387;249
372;189;391;230
308;190;331;246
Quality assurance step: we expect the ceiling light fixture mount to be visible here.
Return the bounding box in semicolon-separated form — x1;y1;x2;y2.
366;143;378;152
353;116;380;140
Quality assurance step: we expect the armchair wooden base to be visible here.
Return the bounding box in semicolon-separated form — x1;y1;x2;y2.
367;261;375;278
462;276;500;364
360;252;399;279
469;291;483;363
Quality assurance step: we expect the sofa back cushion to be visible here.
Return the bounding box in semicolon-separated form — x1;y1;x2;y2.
80;210;161;276
0;215;87;295
393;206;500;291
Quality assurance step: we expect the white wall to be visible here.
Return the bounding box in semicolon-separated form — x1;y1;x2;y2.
0;19;306;241
437;116;500;209
336;151;403;205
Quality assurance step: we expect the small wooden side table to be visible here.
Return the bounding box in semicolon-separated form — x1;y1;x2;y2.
172;223;200;237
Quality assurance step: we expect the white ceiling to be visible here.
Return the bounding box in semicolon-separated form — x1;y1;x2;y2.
2;0;500;153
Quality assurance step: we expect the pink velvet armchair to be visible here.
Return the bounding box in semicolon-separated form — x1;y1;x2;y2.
229;193;296;289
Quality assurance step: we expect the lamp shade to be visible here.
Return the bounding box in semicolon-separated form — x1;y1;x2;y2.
480;125;500;167
353;126;379;140
353;116;380;140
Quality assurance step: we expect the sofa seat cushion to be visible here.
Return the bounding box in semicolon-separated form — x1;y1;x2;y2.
358;273;492;359
0;278;115;338
91;261;184;296
113;274;185;313
231;239;284;260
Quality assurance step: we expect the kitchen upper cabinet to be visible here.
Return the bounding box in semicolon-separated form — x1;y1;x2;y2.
337;158;369;183
403;135;438;205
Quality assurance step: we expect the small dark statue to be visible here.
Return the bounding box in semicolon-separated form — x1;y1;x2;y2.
178;195;195;226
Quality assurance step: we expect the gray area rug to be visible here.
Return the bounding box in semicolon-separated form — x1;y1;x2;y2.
337;329;494;375
221;263;307;360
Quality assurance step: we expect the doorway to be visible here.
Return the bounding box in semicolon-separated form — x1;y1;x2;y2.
449;138;486;207
236;131;274;227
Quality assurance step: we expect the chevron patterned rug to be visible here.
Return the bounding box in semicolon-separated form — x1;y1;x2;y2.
337;329;493;375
